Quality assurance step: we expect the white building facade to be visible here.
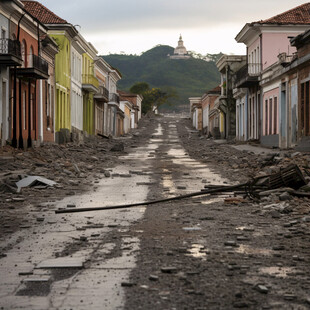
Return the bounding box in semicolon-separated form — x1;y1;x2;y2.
70;38;84;137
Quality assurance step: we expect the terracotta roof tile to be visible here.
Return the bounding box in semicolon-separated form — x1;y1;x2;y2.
207;85;221;94
256;2;310;25
21;1;67;24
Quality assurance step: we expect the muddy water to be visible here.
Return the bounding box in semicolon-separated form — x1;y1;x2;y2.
0;117;229;309
155;119;229;198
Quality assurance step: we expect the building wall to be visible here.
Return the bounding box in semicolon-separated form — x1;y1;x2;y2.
82;53;95;135
50;34;71;133
10;22;41;147
248;37;261;74
261;32;297;71
83;92;94;135
297;63;310;139
220;112;225;136
201;94;219;133
40;46;56;143
262;86;279;136
279;76;298;148
297;43;310;58
262;85;280;147
0;13;10;145
202;105;209;133
236;94;246;141
119;101;131;134
246;88;260;140
198;108;202;131
94;62;109;136
71;46;83;132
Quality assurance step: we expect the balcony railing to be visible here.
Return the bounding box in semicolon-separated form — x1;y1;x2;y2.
235;65;248;82
0;39;21;57
0;39;22;66
234;64;260;88
16;54;49;79
82;74;99;89
29;54;48;73
247;63;261;76
94;85;109;102
109;93;120;104
99;86;109;98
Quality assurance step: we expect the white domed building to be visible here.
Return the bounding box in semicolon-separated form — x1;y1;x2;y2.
169;35;191;59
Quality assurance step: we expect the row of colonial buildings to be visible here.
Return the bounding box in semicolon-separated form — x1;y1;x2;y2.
0;0;142;148
190;3;310;150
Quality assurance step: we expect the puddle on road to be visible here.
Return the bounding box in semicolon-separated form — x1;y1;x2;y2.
153;124;163;136
167;147;229;186
259;266;295;278
161;168;176;195
235;244;272;256
150;139;164;143
186;244;207;260
0;126;158;310
236;226;255;232
156;121;229;198
200;197;226;205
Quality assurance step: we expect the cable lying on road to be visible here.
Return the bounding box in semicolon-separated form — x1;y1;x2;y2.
55;183;249;214
55;164;306;214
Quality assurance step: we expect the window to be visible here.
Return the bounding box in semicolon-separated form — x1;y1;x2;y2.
30;93;35;130
1;27;6;39
21;40;26;67
269;98;273;135
273;97;278;134
23;90;26;130
254;49;257;74
306;82;310;135
29;46;34;67
265;99;268;135
301;83;305;132
249;97;252;135
257;46;260;72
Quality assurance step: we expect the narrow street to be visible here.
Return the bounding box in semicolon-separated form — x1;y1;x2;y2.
1;115;310;310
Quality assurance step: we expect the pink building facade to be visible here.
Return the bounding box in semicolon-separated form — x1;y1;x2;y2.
234;3;310;147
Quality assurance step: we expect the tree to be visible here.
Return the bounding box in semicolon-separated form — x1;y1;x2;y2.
129;82;176;114
129;82;150;94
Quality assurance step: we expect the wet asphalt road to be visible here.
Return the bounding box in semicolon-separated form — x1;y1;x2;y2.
1;116;310;310
0;115;227;309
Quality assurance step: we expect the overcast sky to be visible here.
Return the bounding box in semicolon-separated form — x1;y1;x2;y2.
38;0;307;56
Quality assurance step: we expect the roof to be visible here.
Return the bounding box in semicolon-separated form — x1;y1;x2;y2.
207;85;221;94
21;1;67;24
118;90;136;97
255;2;310;25
291;28;310;47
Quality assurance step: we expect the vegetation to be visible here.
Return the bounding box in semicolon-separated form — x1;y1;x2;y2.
102;45;221;112
129;82;177;114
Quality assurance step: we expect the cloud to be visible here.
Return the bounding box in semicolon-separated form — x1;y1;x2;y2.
39;0;307;54
42;0;307;32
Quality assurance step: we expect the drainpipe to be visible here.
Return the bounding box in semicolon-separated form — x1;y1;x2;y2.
16;13;25;42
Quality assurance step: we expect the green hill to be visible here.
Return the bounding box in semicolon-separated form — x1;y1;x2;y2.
102;45;221;112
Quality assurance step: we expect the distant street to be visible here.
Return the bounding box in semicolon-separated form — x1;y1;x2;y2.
1;115;310;309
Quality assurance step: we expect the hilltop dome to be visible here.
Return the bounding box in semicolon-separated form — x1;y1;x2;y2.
169;35;191;59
